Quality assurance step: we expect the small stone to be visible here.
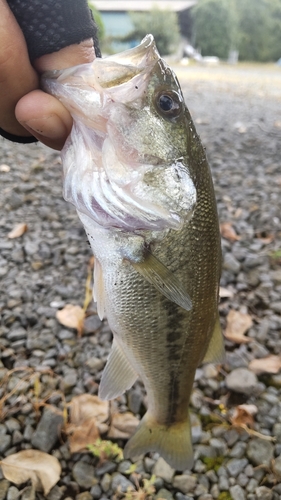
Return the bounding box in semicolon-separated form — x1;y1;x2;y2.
255;486;273;500
31;408;63;452
46;485;64;500
144;457;155;473
246;478;258;492
237;472;248;487
100;473;111;493
175;494;193;500
191;413;202;444
209;437;227;455
271;302;281;314
0;434;11;453
226;458;248;477
117;460;133;475
229;441;246;458
111;473;134;493
21;486;35;500
72;461;96;489
153;457;175;483
76;493;93;500
273;454;281;477
229;484;245;500
96;461;117;476
86;357;105;373
127;390;142;414
218;475;229;490
155;488;173;500
90;485;102;499
225;368;258;394
246;438;274;466
223;253;241;273
7;486;20;500
173;475;197;494
5;417;20;434
0;480;9;500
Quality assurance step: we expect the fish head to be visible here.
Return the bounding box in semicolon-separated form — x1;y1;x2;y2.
42;35;196;232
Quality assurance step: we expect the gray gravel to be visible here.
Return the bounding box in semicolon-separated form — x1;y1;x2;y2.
0;62;281;499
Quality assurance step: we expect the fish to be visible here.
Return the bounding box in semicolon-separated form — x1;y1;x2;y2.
42;34;224;470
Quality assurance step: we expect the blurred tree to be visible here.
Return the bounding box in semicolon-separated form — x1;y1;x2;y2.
88;3;105;43
193;0;281;61
236;0;281;61
121;7;180;55
192;0;238;59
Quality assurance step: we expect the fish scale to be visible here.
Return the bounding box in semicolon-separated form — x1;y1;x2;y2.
43;34;224;470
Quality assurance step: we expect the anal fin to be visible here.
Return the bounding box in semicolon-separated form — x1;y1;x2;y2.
131;251;192;312
99;339;138;400
93;258;105;320
202;312;225;365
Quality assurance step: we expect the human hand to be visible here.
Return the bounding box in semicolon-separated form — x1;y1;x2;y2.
0;0;97;150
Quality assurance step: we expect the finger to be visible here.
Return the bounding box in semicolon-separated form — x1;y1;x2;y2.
15;90;73;150
34;39;96;73
0;0;38;136
17;39;96;149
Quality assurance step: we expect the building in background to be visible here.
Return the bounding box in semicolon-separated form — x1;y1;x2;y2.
92;1;197;53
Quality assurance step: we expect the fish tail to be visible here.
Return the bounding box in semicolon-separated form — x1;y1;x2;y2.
124;412;193;471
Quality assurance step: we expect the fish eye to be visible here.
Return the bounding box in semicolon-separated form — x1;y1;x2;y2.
155;90;182;120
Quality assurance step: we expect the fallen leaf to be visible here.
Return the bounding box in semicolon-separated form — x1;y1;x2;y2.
224;310;253;343
67;395;109;453
68;419;100;454
0;164;10;172
56;304;85;335
230;404;258;427
8;223;28;239
0;450;61;495
70;394;109;427
108;412;139;439
249;355;281;375
219;287;234;298
220;222;240;241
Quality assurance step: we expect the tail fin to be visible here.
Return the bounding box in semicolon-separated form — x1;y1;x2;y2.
124;412;193;471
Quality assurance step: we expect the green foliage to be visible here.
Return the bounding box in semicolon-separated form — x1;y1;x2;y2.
193;0;238;59
202;455;224;471
218;492;232;500
122;7;180;55
123;475;156;500
88;439;123;462
88;3;105;41
193;0;281;61
236;0;281;61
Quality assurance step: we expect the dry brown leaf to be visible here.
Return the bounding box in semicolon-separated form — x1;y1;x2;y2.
70;394;109;426
220;222;240;242
67;395;110;453
224;310;253;343
219;287;234;298
230;404;258;427
8;223;28;239
108;412;139;439
1;449;61;495
56;304;85;335
249;355;281;375
68;419;100;454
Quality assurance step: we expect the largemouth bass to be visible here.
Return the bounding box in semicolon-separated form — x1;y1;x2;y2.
43;35;224;470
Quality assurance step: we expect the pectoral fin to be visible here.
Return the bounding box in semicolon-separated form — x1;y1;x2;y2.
202;313;225;365
131;252;192;311
99;339;138;400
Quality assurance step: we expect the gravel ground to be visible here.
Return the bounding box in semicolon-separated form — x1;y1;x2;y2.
0;62;281;500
